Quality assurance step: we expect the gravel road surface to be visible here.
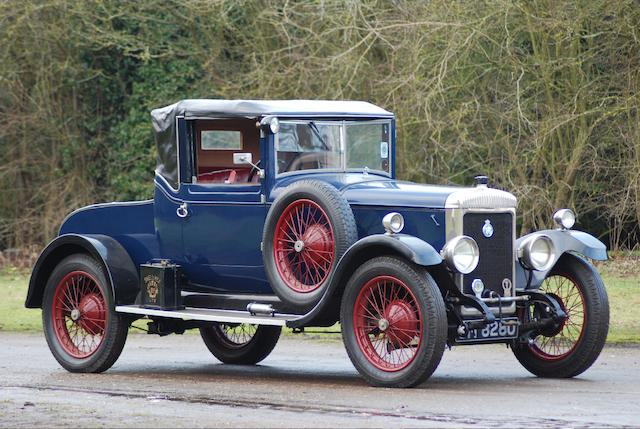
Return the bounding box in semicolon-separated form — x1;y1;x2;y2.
1;332;638;427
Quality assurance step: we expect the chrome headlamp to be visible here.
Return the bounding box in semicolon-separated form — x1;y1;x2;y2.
441;236;480;274
553;208;576;230
518;234;556;271
259;116;280;133
382;212;404;234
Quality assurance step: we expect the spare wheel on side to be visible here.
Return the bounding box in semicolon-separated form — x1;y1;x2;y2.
262;180;357;311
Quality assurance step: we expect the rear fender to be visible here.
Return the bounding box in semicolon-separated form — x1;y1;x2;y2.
515;229;607;289
26;234;139;308
287;234;442;328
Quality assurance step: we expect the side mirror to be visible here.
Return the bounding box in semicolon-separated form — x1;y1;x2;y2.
233;153;264;179
258;116;280;134
233;153;253;165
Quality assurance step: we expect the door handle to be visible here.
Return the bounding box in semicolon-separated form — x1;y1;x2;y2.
176;202;188;218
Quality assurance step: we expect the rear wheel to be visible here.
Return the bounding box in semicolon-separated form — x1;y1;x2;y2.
340;256;447;387
512;253;609;377
42;254;128;373
199;323;281;364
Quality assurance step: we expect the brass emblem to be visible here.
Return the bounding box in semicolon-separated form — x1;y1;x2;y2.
144;274;160;302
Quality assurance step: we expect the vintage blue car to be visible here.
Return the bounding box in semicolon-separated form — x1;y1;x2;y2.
26;99;609;387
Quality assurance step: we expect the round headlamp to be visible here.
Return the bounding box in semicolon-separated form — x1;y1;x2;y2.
382;212;404;234
553;208;576;230
441;236;480;274
259;116;280;134
518;234;556;271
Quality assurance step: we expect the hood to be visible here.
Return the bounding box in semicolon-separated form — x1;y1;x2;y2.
271;172;517;210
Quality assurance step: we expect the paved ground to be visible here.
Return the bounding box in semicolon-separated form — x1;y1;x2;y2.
1;332;639;427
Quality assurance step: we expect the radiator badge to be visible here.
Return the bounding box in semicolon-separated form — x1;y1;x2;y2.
144;274;160;303
482;219;494;238
502;278;513;296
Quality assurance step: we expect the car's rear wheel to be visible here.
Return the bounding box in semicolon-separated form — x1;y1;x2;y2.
263;180;357;311
199;323;281;364
42;254;129;373
340;256;447;387
512;253;609;378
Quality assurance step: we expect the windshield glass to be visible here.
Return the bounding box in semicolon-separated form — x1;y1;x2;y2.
276;120;391;175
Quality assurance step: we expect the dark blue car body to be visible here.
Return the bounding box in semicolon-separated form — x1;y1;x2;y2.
26;99;610;387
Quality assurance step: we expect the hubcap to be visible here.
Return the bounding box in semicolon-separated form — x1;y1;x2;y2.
378;318;390;331
70;309;80;321
294;240;305;252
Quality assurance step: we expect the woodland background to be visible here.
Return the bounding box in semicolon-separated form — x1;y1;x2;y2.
1;0;639;251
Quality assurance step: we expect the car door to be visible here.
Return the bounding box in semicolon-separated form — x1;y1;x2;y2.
176;119;271;293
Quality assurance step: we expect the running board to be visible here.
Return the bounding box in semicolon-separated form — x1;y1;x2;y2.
115;305;299;326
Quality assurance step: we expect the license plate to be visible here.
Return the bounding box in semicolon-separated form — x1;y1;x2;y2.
458;318;519;342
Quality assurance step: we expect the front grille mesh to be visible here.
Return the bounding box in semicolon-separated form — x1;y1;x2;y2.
462;212;513;298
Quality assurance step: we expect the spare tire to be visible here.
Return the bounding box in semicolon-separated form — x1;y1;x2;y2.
263;180;357;311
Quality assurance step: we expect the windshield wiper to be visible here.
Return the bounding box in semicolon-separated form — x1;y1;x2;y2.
307;121;330;150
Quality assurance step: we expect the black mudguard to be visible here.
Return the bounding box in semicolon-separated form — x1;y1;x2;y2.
287;233;442;328
26;234;139;308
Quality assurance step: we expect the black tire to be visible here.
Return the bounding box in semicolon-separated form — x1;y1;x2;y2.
42;253;129;373
340;256;447;387
199;323;281;364
263;180;357;311
512;253;609;378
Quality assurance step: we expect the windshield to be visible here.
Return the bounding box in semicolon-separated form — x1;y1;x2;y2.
276;119;391;175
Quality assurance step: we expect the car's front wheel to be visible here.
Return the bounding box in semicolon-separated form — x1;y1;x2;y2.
199;323;281;364
340;256;447;387
512;253;609;378
42;254;129;373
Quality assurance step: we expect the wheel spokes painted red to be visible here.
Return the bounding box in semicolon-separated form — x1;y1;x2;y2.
529;273;586;361
52;271;107;359
273;199;335;293
353;276;422;372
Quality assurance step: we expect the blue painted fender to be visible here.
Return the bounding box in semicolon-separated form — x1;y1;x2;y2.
26;234;139;308
515;229;607;289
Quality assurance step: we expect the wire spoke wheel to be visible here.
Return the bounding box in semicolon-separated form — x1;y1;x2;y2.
354;276;422;371
341;257;446;387
52;271;107;359
200;323;281;365
216;323;258;348
512;254;609;378
273;199;335;293
529;274;586;361
42;254;128;373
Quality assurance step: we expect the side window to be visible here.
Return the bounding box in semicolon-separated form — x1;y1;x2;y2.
194;120;260;185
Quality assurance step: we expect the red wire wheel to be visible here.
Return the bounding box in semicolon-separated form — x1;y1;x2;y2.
51;271;107;359
199;323;281;365
511;254;609;378
353;276;422;371
273;199;335;293
528;273;586;361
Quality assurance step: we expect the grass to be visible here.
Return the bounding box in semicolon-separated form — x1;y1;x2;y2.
2;258;639;342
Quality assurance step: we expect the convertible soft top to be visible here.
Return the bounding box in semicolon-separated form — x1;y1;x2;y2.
150;99;393;188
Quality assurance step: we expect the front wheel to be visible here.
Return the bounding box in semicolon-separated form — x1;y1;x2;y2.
42;254;129;373
199;323;281;364
340;256;447;387
512;253;609;378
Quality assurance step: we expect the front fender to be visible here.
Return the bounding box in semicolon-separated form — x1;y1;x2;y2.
26;234;139;308
515;229;607;289
287;234;442;328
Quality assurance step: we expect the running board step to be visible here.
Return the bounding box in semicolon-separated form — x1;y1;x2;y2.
115;305;299;326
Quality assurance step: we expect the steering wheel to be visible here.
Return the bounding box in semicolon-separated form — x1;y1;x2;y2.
283;152;325;172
